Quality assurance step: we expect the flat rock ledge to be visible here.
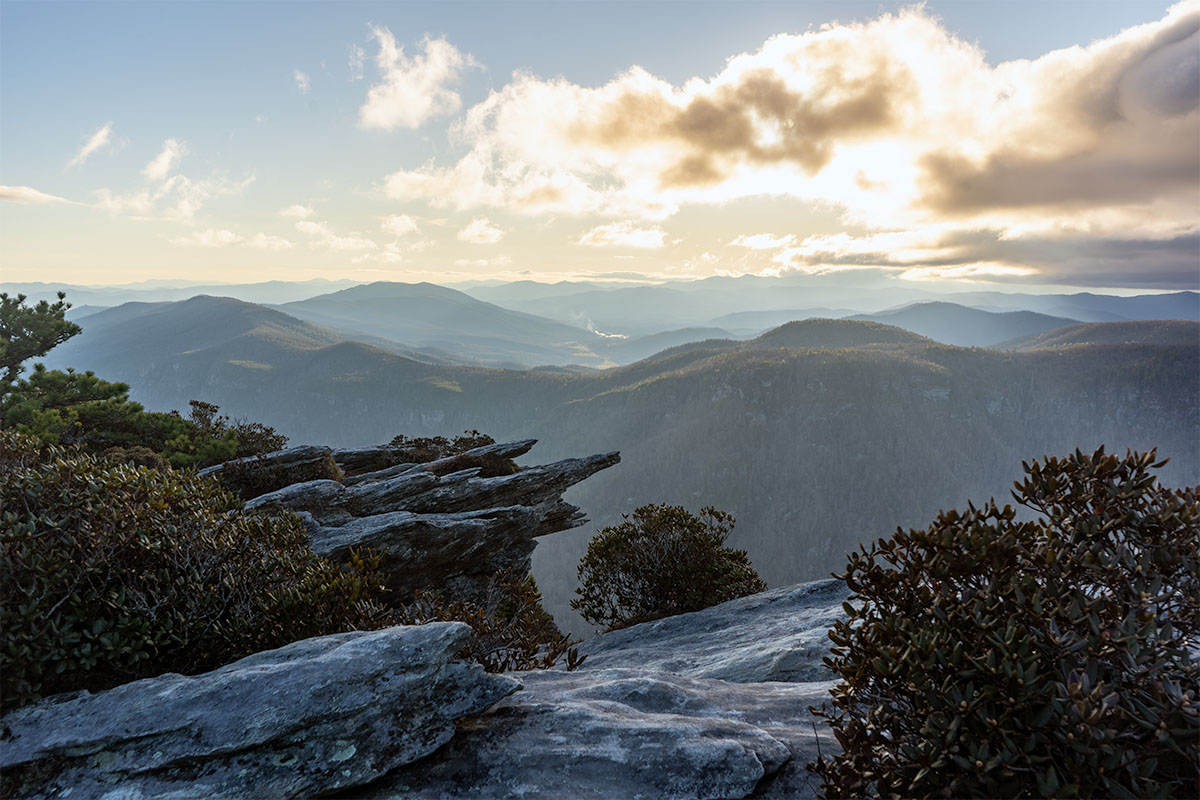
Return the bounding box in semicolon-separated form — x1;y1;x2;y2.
576;578;851;683
0;623;519;800
356;668;838;800
227;439;620;603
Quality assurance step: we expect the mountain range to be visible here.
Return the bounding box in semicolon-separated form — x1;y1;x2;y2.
38;293;1200;633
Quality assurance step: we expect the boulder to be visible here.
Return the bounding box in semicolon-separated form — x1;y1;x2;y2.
355;668;838;800
0;624;519;800
576;579;851;683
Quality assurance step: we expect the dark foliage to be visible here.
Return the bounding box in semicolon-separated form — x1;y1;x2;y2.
388;429;497;462
186;400;289;460
0;430;391;711
396;570;585;672
0;291;81;387
811;447;1200;799
571;504;767;631
215;449;343;501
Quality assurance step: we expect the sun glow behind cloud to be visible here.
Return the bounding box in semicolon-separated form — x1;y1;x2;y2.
4;1;1197;288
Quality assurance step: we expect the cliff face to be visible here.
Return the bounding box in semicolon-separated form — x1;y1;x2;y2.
0;440;846;799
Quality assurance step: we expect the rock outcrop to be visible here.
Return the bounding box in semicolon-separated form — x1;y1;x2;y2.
357;668;837;800
354;580;847;800
576;578;851;683
0;623;519;800
219;439;620;603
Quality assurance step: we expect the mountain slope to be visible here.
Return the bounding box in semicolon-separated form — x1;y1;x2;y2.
1002;319;1200;351
849;301;1079;347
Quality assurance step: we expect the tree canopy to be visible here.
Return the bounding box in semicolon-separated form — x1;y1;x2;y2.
0;292;81;387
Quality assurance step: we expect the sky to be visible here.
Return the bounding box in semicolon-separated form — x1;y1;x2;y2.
1;0;1197;291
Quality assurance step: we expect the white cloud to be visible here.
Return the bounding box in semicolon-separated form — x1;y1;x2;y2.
381;213;420;236
279;204;314;219
94;174;253;221
294;69;311;94
349;44;365;80
66;122;113;169
169;228;243;247
453;255;513;268
143;138;185;182
246;233;295;250
730;233;795;250
457;216;505;244
358;28;475;130
377;2;1200;287
295;219;378;251
578;221;667;248
168;229;296;251
0;185;70;204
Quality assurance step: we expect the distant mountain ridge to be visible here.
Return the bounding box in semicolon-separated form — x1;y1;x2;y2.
849;301;1080;347
279;282;611;368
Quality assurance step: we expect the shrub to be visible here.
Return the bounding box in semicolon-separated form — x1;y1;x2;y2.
572;504;767;631
396;570;585;672
811;447;1200;799
0;431;391;711
388;429;497;462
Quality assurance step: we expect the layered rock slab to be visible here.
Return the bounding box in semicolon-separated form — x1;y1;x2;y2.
0;623;518;800
232;440;619;604
576;578;850;683
355;668;837;800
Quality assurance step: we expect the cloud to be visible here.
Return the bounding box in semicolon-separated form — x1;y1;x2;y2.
246;233;295;250
349;44;365;80
730;233;795;250
578;220;667;248
169;228;243;247
359;28;475;130
457;216;505;244
279;204;314;218
169;229;297;252
295;219;378;250
381;213;420;236
294;69;311;94
0;185;70;204
453;255;513;268
66;122;113;168
143;138;185;182
94;174;253;221
377;1;1200;287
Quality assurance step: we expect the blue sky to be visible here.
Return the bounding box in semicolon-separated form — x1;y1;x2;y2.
2;1;1196;289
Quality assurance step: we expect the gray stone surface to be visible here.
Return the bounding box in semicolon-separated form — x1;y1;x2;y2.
576;579;850;683
243;442;620;603
0;624;519;800
357;668;838;800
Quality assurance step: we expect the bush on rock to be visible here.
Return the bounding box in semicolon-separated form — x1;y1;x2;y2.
0;430;391;711
811;447;1200;799
397;569;585;672
572;504;767;631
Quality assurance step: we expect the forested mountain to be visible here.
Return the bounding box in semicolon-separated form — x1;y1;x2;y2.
849;302;1079;347
1002;319;1200;350
40;298;1199;633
